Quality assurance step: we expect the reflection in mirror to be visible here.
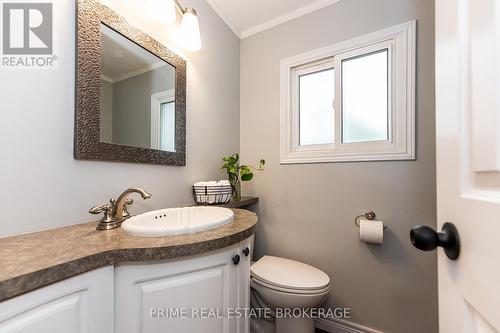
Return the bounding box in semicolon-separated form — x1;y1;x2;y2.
100;24;176;152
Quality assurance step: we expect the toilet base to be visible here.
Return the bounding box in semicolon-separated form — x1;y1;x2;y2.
275;317;315;333
250;317;275;333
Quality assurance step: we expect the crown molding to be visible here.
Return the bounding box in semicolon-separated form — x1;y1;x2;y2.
204;0;242;38
241;0;342;38
205;0;343;40
103;61;167;84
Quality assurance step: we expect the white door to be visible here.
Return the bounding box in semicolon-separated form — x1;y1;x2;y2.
436;0;500;332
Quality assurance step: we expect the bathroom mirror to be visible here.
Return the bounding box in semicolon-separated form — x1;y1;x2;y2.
75;0;186;165
100;24;177;152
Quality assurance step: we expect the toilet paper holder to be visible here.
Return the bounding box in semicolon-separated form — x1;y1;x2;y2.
354;211;387;230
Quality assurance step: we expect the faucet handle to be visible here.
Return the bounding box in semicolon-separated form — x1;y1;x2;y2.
89;203;114;224
122;198;134;218
89;203;111;215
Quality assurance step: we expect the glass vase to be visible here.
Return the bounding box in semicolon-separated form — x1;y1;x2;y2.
228;173;241;201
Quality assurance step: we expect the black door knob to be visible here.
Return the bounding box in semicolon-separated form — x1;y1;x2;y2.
232;255;240;266
242;247;250;257
410;222;460;260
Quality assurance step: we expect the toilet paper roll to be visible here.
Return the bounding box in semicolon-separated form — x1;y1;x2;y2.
359;219;384;245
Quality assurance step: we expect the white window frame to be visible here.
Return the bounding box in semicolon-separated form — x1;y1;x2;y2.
280;20;416;164
150;89;175;150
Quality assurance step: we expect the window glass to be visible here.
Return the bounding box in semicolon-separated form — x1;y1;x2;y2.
299;68;335;145
160;101;175;151
341;50;388;143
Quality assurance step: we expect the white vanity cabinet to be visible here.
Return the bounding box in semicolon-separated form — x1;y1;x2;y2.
115;238;252;333
0;238;253;333
0;266;114;333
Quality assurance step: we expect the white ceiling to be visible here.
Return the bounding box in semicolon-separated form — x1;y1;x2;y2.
205;0;343;39
101;24;172;82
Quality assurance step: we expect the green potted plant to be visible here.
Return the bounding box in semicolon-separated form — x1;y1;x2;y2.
221;153;265;201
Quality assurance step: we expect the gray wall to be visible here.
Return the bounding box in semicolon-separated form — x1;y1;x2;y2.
240;0;437;332
112;65;175;149
0;0;240;237
100;80;113;143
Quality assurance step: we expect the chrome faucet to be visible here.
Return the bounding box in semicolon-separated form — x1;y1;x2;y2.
89;187;152;230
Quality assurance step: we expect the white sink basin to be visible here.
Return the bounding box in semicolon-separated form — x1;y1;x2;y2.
121;206;234;237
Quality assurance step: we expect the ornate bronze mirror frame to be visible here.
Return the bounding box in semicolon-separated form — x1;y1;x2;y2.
75;0;187;165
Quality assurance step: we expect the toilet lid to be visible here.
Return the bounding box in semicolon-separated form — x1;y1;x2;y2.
250;256;330;291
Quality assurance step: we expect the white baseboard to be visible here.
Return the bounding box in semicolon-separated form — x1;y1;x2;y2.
314;318;384;333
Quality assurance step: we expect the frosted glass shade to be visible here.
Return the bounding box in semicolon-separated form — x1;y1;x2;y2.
180;8;202;51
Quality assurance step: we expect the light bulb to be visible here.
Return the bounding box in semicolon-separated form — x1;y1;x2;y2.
145;0;176;24
180;8;202;51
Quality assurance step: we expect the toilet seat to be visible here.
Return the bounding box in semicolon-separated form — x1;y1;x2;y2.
250;255;330;293
251;275;330;295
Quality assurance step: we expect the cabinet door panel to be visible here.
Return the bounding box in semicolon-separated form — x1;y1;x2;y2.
0;266;113;333
115;246;240;333
141;266;226;332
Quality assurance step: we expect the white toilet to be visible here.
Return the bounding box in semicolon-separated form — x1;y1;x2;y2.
250;255;330;333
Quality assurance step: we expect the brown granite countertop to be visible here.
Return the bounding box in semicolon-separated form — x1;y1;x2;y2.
217;196;259;208
0;208;257;302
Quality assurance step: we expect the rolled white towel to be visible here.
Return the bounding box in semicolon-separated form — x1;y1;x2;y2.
194;181;219;187
217;180;231;186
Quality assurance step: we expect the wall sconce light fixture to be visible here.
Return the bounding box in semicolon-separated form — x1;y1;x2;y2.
144;0;202;51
